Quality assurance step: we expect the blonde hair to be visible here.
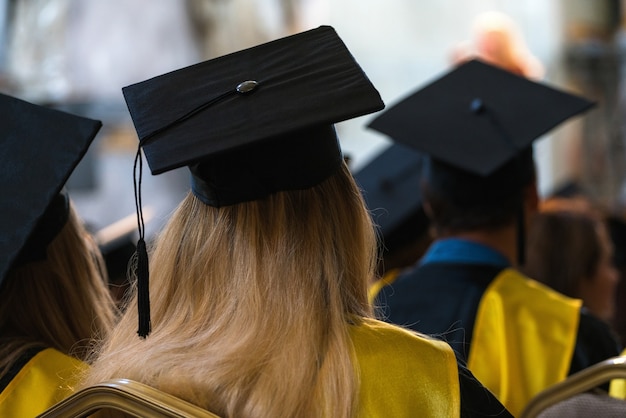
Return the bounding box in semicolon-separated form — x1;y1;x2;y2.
0;202;117;378
82;163;377;418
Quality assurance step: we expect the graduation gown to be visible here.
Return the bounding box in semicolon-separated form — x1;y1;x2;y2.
351;318;511;417
0;347;85;417
374;239;621;416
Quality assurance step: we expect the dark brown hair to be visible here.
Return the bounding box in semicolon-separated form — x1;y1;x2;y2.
524;210;602;297
422;148;535;234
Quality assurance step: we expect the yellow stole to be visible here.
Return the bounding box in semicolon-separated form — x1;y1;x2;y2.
350;318;460;417
0;348;86;417
468;268;581;417
609;349;626;399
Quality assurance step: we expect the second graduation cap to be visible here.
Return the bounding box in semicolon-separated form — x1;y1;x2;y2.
0;93;102;284
368;59;594;177
123;25;384;207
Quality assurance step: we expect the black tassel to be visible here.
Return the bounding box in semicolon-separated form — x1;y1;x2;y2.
136;238;151;337
133;146;151;338
130;85;245;338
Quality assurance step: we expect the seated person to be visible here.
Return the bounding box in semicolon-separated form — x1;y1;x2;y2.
79;27;510;417
368;59;618;416
0;93;117;416
525;198;622;372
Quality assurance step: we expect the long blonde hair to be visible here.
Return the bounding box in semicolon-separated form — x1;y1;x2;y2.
0;202;117;378
82;163;377;417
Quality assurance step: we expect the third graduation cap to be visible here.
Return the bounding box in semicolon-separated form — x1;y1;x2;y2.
123;25;384;207
368;59;594;177
354;143;429;249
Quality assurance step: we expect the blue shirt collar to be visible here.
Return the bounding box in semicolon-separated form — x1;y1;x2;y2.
420;238;511;268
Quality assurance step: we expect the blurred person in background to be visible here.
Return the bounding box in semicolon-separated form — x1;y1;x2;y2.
367;59;615;416
524;198;622;369
526;197;620;323
450;10;544;80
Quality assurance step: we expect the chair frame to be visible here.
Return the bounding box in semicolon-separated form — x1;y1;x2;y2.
37;378;221;418
520;356;626;418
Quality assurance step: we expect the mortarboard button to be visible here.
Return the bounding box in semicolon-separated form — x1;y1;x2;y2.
236;80;258;94
470;98;485;114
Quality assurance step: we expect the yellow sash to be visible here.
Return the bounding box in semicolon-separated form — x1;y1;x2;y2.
368;268;401;304
351;318;460;417
468;268;581;417
0;348;86;417
609;349;626;399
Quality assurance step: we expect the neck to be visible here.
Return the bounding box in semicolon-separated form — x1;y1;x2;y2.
443;224;518;266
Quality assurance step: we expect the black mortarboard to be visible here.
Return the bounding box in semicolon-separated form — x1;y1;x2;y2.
0;93;102;284
123;25;384;206
122;25;384;337
354;143;429;253
368;59;594;177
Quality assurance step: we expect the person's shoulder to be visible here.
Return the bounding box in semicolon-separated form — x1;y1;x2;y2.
569;309;622;380
351;317;441;339
350;317;454;359
395;261;503;285
27;348;87;379
0;348;86;416
498;268;582;308
576;309;622;354
351;318;462;417
32;348;83;365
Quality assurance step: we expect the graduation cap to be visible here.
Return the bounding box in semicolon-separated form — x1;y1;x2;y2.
354;143;429;256
123;25;384;337
124;25;384;206
0;93;102;285
368;60;594;265
368;59;594;178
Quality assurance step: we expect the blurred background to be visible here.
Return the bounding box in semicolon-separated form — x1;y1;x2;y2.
0;0;625;239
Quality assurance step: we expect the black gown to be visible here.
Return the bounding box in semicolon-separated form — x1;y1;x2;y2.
376;262;622;371
457;360;513;418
